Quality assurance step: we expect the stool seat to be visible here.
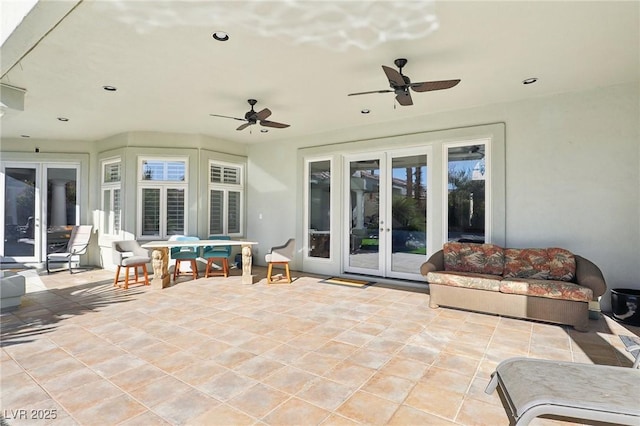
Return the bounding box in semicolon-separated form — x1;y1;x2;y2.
121;256;151;266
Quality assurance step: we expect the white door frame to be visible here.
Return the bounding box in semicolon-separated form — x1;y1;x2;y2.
343;151;386;277
1;162;42;263
1;161;81;264
343;147;431;280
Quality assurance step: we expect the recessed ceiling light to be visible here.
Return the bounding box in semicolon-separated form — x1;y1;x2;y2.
212;31;229;41
522;78;538;85
102;85;117;91
260;129;269;133
20;134;30;138
361;109;371;114
57;117;69;122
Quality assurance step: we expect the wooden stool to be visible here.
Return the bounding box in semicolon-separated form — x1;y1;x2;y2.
205;257;229;278
173;259;198;281
114;263;149;289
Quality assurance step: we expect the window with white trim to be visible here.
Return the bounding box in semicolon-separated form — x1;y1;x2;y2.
445;140;489;243
101;159;121;236
305;158;332;259
208;161;243;236
138;157;188;238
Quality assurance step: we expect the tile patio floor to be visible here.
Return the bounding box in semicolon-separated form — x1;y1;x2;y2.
1;267;639;425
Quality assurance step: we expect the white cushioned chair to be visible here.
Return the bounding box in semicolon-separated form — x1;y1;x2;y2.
112;240;151;289
264;238;295;284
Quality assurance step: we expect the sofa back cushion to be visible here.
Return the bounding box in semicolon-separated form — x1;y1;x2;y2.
504;248;575;281
443;242;505;275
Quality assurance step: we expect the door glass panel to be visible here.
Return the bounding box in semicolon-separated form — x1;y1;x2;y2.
447;144;486;243
390;155;427;274
46;167;77;254
349;159;380;270
308;160;331;259
4;168;36;257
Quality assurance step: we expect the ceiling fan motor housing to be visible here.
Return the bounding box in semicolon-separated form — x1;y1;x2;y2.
394;58;408;69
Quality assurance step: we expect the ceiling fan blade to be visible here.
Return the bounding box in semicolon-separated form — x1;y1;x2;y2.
209;113;245;121
410;79;461;92
348;89;394;96
255;108;272;121
260;120;290;129
236;122;251;131
382;65;405;87
396;92;413;106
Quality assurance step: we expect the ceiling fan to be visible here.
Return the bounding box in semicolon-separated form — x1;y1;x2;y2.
210;99;290;131
348;58;461;106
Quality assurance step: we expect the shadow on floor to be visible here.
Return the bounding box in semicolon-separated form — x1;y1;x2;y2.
1;279;147;348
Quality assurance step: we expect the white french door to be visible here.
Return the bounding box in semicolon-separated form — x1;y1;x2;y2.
1;162;79;263
1;163;41;262
344;148;430;280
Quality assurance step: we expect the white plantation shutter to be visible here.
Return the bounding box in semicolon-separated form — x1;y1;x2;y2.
209;190;223;234
102;159;122;236
166;188;185;235
209;161;244;236
138;157;188;238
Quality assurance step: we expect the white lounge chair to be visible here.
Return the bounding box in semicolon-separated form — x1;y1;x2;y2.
485;357;640;425
46;225;93;274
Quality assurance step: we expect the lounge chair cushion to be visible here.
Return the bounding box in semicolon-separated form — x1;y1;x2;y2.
486;357;640;425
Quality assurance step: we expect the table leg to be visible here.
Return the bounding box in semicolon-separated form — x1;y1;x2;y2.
150;247;171;289
241;245;255;284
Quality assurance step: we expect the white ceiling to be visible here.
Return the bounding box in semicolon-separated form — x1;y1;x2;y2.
1;0;638;144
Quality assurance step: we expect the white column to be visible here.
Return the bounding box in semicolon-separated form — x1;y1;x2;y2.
50;179;68;226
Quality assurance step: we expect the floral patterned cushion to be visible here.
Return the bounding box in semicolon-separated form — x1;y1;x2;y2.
426;271;502;291
503;248;575;281
443;242;505;275
500;278;592;302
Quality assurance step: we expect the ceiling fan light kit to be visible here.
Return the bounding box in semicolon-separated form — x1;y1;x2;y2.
348;58;460;106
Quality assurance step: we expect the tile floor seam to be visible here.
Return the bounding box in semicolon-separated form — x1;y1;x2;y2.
4;269;639;425
5;349;89;425
22;319;232;425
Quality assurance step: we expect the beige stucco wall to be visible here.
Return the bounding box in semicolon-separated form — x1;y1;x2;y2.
1;82;638;311
247;82;639;311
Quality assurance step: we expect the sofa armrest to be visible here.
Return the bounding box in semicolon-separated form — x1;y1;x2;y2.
574;255;607;300
420;249;444;276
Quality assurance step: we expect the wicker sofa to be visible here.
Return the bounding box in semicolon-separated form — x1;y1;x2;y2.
420;242;607;331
